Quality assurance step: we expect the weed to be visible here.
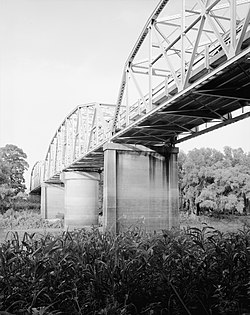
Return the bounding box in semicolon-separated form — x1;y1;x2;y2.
0;226;249;314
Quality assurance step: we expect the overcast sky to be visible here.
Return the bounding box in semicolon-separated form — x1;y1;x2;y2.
1;0;250;188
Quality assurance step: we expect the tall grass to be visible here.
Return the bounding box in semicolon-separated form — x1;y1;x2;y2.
0;226;249;314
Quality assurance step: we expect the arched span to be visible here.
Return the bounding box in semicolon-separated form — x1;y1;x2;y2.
30;161;44;192
43;102;116;182
30;0;250;192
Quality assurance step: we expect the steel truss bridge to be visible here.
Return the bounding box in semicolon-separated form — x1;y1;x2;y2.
30;0;250;192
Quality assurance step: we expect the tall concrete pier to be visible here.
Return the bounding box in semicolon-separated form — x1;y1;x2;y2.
103;143;179;233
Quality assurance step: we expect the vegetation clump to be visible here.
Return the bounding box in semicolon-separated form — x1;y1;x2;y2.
0;210;62;230
179;147;250;216
0;144;29;213
0;226;249;315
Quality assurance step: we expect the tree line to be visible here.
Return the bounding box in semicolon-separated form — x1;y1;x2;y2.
0;144;250;217
178;146;250;216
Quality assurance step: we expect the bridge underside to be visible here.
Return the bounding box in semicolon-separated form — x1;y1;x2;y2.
39;48;250;182
112;50;250;147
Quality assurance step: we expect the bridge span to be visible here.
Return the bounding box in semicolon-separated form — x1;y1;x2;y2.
30;0;250;233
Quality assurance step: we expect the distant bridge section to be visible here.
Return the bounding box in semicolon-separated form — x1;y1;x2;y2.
31;0;250;193
30;161;44;193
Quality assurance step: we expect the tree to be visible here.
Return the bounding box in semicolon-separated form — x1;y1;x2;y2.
179;148;224;215
0;144;29;194
0;144;29;213
179;147;250;216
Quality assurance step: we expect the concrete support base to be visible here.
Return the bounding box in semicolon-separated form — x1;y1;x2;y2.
61;171;100;230
103;143;179;233
41;183;64;219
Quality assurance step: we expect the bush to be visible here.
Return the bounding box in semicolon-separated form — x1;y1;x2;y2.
0;226;249;314
0;210;63;229
12;193;41;212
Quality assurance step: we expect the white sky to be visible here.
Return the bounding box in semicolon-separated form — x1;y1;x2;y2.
0;0;250;188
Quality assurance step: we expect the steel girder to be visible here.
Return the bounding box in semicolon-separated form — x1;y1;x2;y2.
112;0;250;133
30;0;250;192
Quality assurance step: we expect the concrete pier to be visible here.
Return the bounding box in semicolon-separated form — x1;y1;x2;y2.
61;171;100;229
41;183;64;219
103;143;179;233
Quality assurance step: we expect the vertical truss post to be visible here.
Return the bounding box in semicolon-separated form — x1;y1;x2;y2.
230;0;236;57
62;123;67;168
181;0;186;90
138;99;141;116
43;159;48;181
73;108;80;160
164;76;169;97
64;119;68;166
126;69;130;126
96;104;100;146
53;134;58;174
47;150;51;179
67;119;71;165
86;106;89;147
51;143;55;176
79;108;86;155
87;106;97;152
71;117;75;163
148;23;153;112
205;44;209;69
99;104;108;140
129;68;148;109
236;3;250;53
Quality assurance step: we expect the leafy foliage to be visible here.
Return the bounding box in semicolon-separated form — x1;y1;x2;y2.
179;147;250;216
0;227;249;314
0;210;62;230
0;144;29;213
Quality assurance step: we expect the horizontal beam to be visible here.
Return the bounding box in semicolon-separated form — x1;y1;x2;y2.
157;109;221;119
193;85;250;101
176;111;250;143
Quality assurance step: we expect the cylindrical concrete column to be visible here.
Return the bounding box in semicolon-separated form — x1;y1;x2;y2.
61;171;100;229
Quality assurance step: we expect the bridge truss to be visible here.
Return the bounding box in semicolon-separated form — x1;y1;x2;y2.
30;0;250;192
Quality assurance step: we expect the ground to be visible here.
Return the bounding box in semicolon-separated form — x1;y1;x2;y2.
0;213;249;243
180;212;250;233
